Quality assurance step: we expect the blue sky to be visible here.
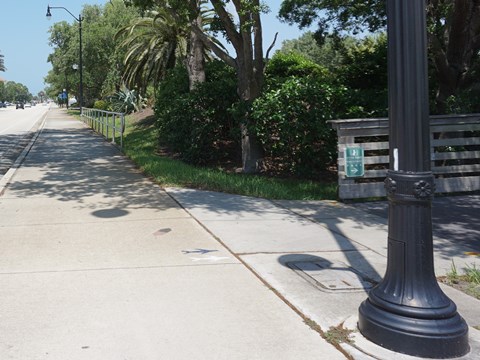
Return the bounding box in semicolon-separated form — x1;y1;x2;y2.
0;1;309;96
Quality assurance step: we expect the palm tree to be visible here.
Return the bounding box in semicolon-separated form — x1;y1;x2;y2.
116;1;222;93
116;9;188;93
0;51;5;72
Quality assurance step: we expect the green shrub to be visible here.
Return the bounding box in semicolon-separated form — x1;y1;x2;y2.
265;52;329;90
266;51;328;80
93;100;109;111
445;90;480;114
337;34;388;117
155;61;239;165
249;51;340;178
252;76;340;178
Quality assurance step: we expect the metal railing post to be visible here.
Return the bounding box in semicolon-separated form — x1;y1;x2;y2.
80;107;125;149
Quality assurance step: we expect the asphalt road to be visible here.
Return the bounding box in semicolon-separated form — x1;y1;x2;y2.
0;103;49;175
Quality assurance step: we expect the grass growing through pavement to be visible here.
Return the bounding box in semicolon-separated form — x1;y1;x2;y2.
121;114;338;200
324;324;354;346
443;260;480;300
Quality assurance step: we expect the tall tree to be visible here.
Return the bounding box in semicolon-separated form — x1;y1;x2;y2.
116;9;188;92
196;0;273;173
0;51;5;72
46;0;139;105
3;81;31;103
125;0;209;91
118;1;221;92
279;31;346;71
279;0;480;114
127;0;275;173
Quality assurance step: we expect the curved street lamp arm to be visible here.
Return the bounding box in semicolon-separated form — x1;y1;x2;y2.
47;5;80;23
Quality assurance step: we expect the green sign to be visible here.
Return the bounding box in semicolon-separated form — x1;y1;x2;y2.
345;147;364;177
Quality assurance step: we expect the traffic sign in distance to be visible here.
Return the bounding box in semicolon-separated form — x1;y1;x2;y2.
345;147;364;177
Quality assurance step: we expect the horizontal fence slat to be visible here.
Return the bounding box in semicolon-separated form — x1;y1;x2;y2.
433;150;480;160
339;183;385;199
432;137;480;147
431;124;480;132
336;128;389;137
339;142;390;151
435;176;480;193
432;164;480;174
359;142;390;151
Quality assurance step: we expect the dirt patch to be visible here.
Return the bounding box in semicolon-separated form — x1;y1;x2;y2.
131;108;155;124
438;276;480;300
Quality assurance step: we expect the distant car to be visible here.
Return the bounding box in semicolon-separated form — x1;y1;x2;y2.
16;102;24;109
24;102;32;108
0;102;6;108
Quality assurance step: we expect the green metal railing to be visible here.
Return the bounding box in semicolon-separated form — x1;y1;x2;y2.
81;108;125;148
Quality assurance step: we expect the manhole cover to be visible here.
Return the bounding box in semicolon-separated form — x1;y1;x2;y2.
288;259;375;293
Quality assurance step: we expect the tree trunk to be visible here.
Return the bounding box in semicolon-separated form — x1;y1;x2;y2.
429;0;480;114
193;0;267;173
240;122;264;173
187;11;206;90
237;53;264;174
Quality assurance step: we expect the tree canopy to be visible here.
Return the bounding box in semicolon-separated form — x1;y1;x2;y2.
45;0;139;105
279;0;480;113
279;0;386;40
0;81;31;102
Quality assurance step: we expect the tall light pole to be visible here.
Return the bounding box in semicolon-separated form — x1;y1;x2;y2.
46;5;83;112
358;1;470;358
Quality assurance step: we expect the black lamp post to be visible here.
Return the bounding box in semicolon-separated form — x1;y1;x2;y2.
46;5;83;112
358;1;470;357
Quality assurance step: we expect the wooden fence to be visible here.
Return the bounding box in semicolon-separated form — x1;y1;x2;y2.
328;114;480;200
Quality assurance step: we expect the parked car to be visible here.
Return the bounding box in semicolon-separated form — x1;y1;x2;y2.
16;102;24;109
0;102;6;108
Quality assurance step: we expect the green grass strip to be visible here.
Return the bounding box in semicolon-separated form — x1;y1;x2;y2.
87;111;338;200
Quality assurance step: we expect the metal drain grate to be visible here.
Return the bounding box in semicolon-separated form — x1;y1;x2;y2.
288;259;375;293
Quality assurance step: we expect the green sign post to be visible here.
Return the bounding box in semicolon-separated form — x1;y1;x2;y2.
345;147;364;177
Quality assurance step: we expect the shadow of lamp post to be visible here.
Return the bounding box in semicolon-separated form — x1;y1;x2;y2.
358;0;470;358
46;5;83;113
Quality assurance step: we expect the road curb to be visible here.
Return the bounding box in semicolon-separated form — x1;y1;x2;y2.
0;110;49;196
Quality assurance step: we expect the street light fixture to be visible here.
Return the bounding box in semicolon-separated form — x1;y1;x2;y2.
358;0;469;358
46;5;83;112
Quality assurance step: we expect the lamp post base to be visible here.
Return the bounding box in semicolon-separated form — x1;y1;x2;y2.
358;171;470;358
359;298;469;358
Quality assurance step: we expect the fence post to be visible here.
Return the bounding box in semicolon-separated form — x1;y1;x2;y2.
112;114;116;144
120;113;125;148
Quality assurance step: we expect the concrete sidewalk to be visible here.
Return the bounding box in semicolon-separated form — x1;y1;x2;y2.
1;108;479;359
166;189;480;359
0;109;342;359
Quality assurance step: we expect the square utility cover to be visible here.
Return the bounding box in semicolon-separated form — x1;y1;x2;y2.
288;259;375;293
